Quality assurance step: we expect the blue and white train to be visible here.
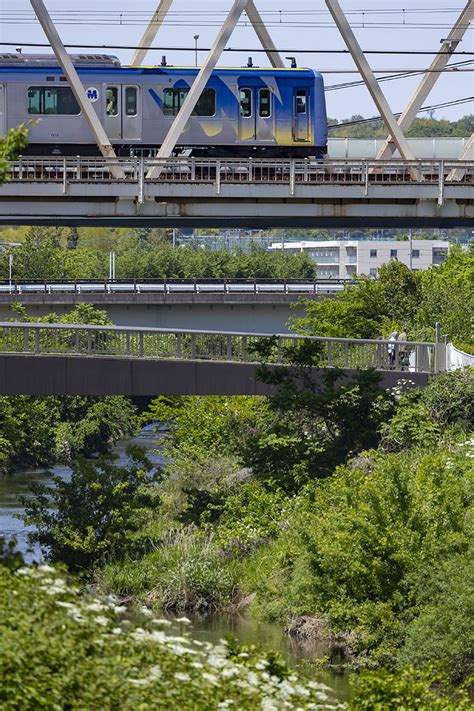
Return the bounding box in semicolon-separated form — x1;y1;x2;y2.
0;53;328;157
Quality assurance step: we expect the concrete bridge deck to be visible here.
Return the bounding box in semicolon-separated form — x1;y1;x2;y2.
3;157;473;227
0;280;346;332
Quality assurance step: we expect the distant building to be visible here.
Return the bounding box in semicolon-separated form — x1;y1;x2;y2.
269;240;450;279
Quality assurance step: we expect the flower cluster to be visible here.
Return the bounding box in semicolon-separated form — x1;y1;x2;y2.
1;565;344;709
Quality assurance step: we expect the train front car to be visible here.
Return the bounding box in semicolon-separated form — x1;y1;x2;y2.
0;54;328;158
143;65;328;158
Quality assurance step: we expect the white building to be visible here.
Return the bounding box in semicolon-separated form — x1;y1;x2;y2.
269;240;450;279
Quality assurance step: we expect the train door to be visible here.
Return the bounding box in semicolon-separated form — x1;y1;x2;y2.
238;87;255;141
256;88;274;142
103;85;122;139
0;85;5;136
293;88;310;142
121;85;141;141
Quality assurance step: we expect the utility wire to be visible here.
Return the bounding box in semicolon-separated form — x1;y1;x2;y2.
2;41;473;56
328;97;474;129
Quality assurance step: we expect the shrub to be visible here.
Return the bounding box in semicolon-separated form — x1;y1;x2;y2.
348;667;472;710
246;440;474;670
21;447;160;571
0;564;339;709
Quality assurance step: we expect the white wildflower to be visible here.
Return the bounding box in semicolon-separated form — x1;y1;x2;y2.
175;616;192;624
112;605;128;615
140;605;153;618
255;660;268;670
129;678;150;687
260;699;278;711
148;665;162;680
202;672;219;685
38;565;55;573
86;602;107;612
174;672;191;682
221;667;239;679
112;628;122;635
94;616;110;627
152;618;172;627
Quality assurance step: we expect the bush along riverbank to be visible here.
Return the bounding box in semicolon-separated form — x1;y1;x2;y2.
5;370;474;706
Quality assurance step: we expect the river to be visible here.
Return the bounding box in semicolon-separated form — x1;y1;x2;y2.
0;427;352;701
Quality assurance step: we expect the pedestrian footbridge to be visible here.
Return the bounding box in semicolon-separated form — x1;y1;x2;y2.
0;321;452;396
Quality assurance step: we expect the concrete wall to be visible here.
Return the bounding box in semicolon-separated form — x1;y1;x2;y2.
0;354;430;396
0;300;307;334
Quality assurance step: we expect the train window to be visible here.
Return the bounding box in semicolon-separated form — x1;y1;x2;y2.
296;90;307;114
240;88;252;117
163;88;215;117
193;89;216;117
125;87;138;116
27;86;80;115
259;88;271;118
106;87;118;116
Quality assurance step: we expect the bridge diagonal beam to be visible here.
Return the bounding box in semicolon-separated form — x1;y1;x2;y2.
244;0;284;67
325;0;416;168
448;133;474;180
376;1;474;161
130;0;174;67
30;0;125;179
147;0;250;176
131;0;283;68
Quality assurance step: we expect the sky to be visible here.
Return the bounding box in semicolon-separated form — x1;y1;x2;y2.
1;0;473;121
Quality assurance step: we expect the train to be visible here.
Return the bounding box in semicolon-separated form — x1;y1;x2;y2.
0;53;328;158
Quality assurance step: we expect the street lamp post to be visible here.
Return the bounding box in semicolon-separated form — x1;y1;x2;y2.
194;34;199;67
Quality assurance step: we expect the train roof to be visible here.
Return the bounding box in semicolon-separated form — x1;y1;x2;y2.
0;54;318;76
0;53;121;66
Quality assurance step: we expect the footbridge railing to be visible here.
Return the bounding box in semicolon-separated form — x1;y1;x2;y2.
0;322;446;374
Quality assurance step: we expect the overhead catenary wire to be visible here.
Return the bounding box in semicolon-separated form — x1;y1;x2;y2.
328;96;474;129
2;41;474;56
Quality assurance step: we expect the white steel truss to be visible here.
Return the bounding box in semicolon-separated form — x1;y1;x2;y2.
30;0;125;179
130;0;284;68
376;1;474;161
29;0;472;178
325;0;415;164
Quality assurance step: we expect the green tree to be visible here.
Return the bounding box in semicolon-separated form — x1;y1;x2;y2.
0;125;29;183
22;448;160;570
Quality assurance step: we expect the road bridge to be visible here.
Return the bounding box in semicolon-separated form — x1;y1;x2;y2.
0;279;345;333
3;157;473;228
0;321;446;396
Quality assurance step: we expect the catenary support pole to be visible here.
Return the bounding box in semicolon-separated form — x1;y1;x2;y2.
147;0;250;177
245;0;284;67
130;0;174;67
376;1;474;161
325;0;416;165
30;0;124;179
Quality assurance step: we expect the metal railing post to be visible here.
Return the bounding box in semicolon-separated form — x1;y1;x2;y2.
438;160;445;206
23;327;29;353
364;160;369;196
138;157;145;205
191;333;196;359
176;333;182;359
242;335;247;362
62;157;67;194
289;160;296;196
35;329;40;354
215;159;221;195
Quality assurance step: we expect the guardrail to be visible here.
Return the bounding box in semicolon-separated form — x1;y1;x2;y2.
10;157;473;190
0;279;349;296
0;321;444;374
